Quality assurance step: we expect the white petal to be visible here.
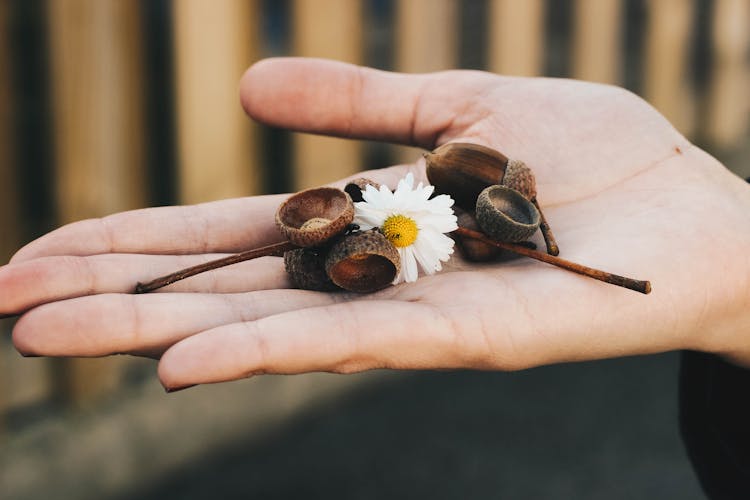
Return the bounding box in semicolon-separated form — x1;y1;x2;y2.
418;230;454;263
378;183;394;198
400;247;419;283
421;184;435;200
352;217;379;231
361;184;380;204
353;205;387;230
411;238;439;274
428;194;455;210
425;229;454;259
402;173;414;189
433;233;457;261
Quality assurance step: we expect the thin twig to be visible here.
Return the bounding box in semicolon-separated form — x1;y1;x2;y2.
134;240;296;293
454;226;651;294
531;197;559;256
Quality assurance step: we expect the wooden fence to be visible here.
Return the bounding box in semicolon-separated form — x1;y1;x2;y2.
1;0;749;423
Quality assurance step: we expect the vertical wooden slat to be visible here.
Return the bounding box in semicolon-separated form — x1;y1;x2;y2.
396;0;458;73
488;0;545;76
1;342;53;413
643;0;696;135
0;0;18;263
393;0;458;163
0;0;15;426
48;1;146;222
705;0;750;147
172;0;260;204
572;0;623;84
47;0;146;405
291;0;363;189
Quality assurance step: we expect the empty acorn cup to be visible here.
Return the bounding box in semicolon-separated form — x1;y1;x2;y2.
275;187;355;247
136;187;355;293
475;185;540;242
325;230;401;293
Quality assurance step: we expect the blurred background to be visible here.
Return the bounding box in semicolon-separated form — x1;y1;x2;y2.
1;0;748;498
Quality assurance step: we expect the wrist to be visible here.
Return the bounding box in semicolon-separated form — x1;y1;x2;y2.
703;175;750;368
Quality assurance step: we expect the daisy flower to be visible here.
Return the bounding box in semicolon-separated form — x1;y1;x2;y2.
353;173;458;284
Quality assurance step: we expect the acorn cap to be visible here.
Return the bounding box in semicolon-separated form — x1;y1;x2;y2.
503;159;536;200
344;178;382;202
325;230;400;293
424;142;509;210
284;248;340;291
453;206;501;262
275;187;354;247
475;185;540;242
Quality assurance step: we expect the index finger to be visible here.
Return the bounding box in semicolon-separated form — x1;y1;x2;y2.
9;164;417;264
240;57;496;149
10;195;284;263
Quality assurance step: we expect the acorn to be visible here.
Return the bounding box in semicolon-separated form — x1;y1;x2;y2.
325;230;400;293
284;248;339;291
452;206;501;262
424;142;558;255
275;187;354;247
475;185;540;242
344;177;382;202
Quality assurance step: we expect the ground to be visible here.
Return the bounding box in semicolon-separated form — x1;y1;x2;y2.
125;352;705;500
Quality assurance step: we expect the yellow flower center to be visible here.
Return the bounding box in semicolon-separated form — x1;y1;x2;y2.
381;214;418;248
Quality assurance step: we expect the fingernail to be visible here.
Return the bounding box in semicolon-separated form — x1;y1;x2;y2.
164;384;197;394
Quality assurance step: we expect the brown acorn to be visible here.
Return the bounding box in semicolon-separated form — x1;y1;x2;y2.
275;187;354;247
452;206;501;262
425;142;511;209
424;142;558;255
284;248;339;291
344;178;382;202
475;185;540;242
325;230;400;293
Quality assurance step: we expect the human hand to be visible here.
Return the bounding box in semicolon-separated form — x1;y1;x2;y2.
2;58;749;391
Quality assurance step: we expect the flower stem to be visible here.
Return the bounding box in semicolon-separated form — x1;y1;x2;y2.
454;226;651;294
134;240;296;294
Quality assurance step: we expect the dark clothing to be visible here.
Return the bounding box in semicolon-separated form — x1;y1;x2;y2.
680;351;750;497
679;177;750;498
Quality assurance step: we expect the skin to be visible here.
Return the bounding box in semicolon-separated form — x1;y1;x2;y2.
2;57;749;391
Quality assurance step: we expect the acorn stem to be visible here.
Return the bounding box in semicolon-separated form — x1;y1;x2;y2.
134;240;296;294
532;198;559;256
454;226;651;294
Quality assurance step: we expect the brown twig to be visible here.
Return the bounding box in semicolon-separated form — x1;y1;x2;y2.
531;197;559;256
454;226;651;294
134;240;296;294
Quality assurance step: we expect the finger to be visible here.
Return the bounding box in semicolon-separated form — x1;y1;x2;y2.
157;300;467;389
0;254;290;316
10;167;419;264
10;195;285;263
240;57;494;148
154;262;661;386
12;290;341;358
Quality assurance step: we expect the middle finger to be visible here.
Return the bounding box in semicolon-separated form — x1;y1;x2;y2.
12;289;342;358
0;253;291;316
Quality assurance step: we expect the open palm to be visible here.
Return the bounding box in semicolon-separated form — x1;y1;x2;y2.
3;58;749;390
